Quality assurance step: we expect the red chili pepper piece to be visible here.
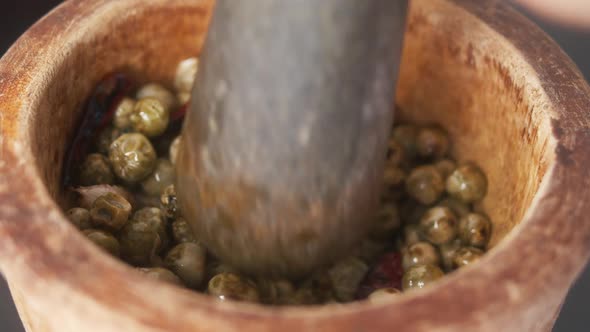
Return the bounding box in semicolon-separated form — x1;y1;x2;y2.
356;251;403;299
170;102;188;123
62;73;134;187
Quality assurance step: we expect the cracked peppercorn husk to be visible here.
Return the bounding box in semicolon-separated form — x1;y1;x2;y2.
89;192;132;231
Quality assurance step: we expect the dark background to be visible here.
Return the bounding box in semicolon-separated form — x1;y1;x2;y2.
0;1;588;331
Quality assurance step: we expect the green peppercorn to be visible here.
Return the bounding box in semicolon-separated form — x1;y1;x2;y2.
370;203;401;240
109;133;157;183
140;158;175;196
177;91;190;105
453;247;484;268
79;153;114;186
208;272;260;302
284;285;319;305
419;206;457;245
438;197;471;218
368;288;401;303
137;267;183;286
136;83;178;111
164;243;206;288
74;185;134;210
298;271;336;304
416;126;449;159
439;239;462;271
256;278;296;305
89;192;132;231
387;138;406;166
402;241;440;270
405;165;445;205
402;264;444;291
132;207;169;250
169;135;181;165
434;159;456;179
392;124;418;159
83;229;120;257
66;207;92;230
160;184;178;220
403;224;422;247
113;97;136;130
383;165;406;188
96;126;125;155
382;165;406;201
174;57;198;93
172;217;197;243
327;257;369;302
458;213;492;248
130;98;170;138
118;217;162;266
446;162;488;203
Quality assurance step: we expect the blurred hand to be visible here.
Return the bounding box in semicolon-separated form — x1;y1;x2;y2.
516;0;590;28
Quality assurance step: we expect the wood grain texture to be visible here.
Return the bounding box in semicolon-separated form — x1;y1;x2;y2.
0;0;588;331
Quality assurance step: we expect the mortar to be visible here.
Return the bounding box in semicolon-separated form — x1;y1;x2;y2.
0;0;589;331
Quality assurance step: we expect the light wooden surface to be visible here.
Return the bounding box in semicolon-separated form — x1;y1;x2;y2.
0;0;589;331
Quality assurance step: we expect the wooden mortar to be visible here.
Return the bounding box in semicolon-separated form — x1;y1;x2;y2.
0;0;589;331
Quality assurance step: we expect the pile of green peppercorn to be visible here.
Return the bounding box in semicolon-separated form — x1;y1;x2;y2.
63;56;492;305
